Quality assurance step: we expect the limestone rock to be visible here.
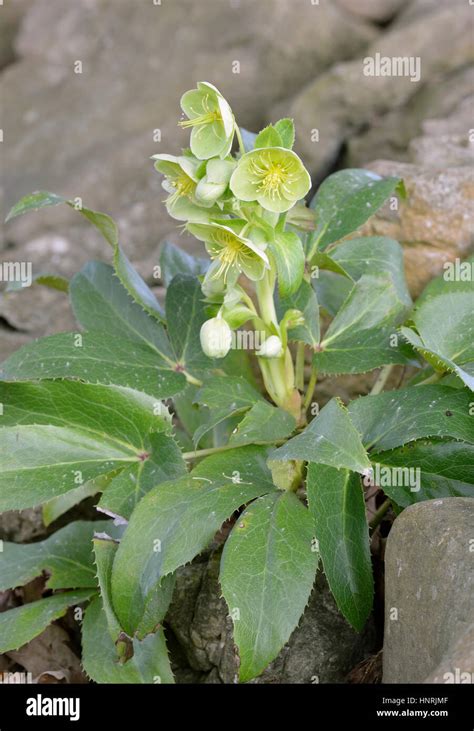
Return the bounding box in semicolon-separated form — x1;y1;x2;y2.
358;160;474;297
167;552;375;684
383;498;474;683
346;66;474;167
424;624;474;684
275;2;473;180
336;0;410;23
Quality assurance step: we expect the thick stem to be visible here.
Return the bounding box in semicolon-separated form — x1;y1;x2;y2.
255;269;299;418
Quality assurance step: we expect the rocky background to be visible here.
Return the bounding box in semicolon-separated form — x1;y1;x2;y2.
0;0;473;684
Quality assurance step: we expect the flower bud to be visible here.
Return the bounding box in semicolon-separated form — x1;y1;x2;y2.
200;317;232;358
257;335;283;359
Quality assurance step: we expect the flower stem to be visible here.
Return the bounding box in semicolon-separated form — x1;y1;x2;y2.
369;365;393;395
303;365;317;411
295;342;305;391
369;498;391;530
235;125;246;156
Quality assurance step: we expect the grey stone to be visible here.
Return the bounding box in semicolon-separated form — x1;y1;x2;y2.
275;1;474;180
336;0;410;23
424;624;474;684
346;66;474;167
383;498;474;684
167;552;375;684
0;0;29;70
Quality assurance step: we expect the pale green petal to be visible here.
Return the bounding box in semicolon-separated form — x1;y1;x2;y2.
186;222;217;242
168;197;215;223
229;160;259;201
217;95;235;138
205;159;235;185
181;88;216;119
190;122;228;160
281;167;311;200
195;179;227;205
257;193;295;214
240;256;266;281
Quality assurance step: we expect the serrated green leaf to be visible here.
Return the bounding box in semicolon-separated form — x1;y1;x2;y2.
0;331;186;399
81;595;174;683
229;401;296;447
308;170;402;252
0;426;136;510
193;376;264;445
70;261;173;360
312;269;353;317
306;463;373;630
348;385;474;451
0;520;118;591
5;191;164;320
42;474;111;527
98;432;187;520
159;241;209;287
5;191;67;221
254;125;283;149
93;538;122;644
371;439;474;507
0;589;95;654
111;445;277;635
165;274;212;372
0;380;172;510
113;243;165;322
269;231;305;297
314;275;414;374
271;398;371;473
400;288;474;390
330;237;412;306
277;279;320;347
273;118;295;150
0;380;169;443
6;273;69;293
220;491;318;682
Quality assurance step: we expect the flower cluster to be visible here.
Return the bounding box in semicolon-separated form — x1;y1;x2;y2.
154;82;312;415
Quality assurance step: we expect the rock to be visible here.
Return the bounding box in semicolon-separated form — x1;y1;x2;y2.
0;507;46;542
383;498;474;683
275;1;473;179
409;97;474;168
358;160;474;297
336;0;410;23
167;551;375;683
346;66;474;167
1;0;376;263
424;624;474;684
0;0;29;70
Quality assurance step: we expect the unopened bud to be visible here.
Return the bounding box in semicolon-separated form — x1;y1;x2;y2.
200;317;232;358
257;335;283;359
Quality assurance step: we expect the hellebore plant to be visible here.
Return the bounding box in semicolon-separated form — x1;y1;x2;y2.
0;83;473;684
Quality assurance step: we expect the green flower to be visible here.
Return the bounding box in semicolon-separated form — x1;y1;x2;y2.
153;153;214;222
230;147;311;213
179;82;235;160
187;220;269;282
